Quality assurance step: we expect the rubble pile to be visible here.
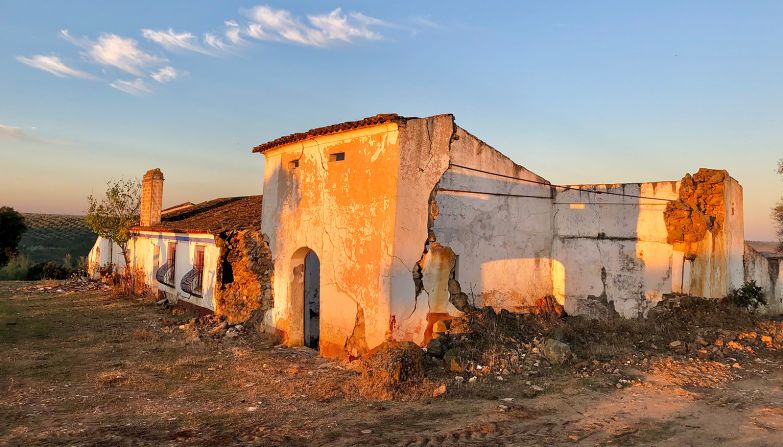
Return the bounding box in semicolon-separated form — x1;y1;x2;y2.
424;306;565;384
358;341;429;400
17;277;109;294
161;313;248;340
421;295;783;393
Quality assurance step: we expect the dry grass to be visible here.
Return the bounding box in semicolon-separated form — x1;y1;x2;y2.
2;283;783;447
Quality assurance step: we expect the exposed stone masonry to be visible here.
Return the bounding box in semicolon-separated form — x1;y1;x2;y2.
664;168;728;257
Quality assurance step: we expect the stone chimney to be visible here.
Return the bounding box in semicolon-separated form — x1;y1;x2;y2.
140;168;164;227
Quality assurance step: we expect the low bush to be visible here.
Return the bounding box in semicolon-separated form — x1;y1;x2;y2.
26;261;72;280
0;255;30;280
725;280;767;310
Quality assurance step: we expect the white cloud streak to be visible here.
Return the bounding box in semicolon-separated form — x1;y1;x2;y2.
62;30;166;76
244;6;384;47
0;124;31;140
16;55;95;79
142;28;213;55
151;66;177;83
110;78;152;95
0;124;68;145
225;26;243;44
24;6;394;96
204;32;229;51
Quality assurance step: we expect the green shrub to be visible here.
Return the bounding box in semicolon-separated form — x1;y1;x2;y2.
26;261;72;280
0;254;30;280
725;280;767;310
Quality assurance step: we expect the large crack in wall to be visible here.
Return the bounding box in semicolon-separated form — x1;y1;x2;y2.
406;118;474;345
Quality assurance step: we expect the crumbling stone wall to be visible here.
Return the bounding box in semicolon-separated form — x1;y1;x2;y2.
214;229;273;324
664;169;728;257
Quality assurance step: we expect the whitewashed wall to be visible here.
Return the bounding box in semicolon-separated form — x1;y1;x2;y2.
744;243;783;315
552;182;681;318
87;232;219;309
433;127;554;311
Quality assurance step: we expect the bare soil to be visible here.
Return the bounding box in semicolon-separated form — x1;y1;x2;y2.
1;281;783;446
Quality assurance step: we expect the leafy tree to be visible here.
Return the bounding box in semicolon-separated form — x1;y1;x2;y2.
85;178;141;271
775;159;783;249
0;206;27;267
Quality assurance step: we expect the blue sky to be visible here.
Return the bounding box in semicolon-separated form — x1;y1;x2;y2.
0;1;781;240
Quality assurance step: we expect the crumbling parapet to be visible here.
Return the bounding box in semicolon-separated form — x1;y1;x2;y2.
662;168;744;299
663;169;728;257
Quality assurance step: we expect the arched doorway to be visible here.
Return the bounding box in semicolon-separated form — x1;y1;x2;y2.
290;248;320;350
303;251;320;349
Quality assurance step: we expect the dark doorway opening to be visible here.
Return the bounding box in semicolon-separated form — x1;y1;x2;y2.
303;251;320;350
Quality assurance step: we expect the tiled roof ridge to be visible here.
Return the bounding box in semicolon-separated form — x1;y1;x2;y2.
252;113;408;154
132;195;262;234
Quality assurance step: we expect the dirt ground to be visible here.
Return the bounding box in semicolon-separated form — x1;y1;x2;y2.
1;282;783;447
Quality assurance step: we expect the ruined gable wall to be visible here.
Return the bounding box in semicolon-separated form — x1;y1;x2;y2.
552;182;680;318
389;120;556;345
260;124;402;359
432;127;555;313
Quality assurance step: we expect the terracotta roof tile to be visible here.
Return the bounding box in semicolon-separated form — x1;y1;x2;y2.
252;113;408;154
133;195;261;235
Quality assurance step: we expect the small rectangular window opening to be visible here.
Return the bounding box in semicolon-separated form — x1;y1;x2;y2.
570;203;586;210
329;152;345;162
288;159;300;169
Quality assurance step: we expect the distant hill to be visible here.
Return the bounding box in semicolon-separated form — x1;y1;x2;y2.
18;213;96;264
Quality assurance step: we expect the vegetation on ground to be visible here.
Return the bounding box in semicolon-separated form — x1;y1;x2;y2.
1;283;782;446
725;280;767;310
85;178;140;292
0;206;26;267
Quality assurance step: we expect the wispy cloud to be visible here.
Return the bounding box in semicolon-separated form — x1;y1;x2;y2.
15;55;95;79
110;78;152;95
62;30;166;76
151;66;177;83
409;15;441;30
224;20;244;44
203;33;226;51
244;6;385;47
142;28;213;55
0;124;68;145
0;124;32;140
20;5;399;97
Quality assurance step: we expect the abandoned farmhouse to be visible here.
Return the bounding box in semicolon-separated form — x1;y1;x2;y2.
88;113;783;358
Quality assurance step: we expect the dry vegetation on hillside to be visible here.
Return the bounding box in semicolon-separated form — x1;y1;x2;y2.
18;213;95;264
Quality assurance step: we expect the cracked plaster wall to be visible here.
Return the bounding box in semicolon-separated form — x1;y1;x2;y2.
260;124;401;359
389;119;557;345
432;127;555;313
259;113;750;357
388;115;454;345
553;173;744;318
552;182;681;318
